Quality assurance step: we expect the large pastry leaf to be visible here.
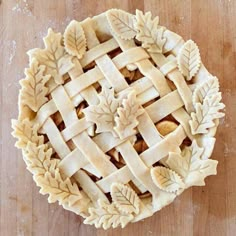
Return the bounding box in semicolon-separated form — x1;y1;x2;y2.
166;140;218;188
111;183;140;214
83;87;119;134
11;119;44;148
193;76;219;104
190;93;225;134
25;142;59;176
35;169;82;206
84;200;133;229
20;59;50;112
12;120;81;207
166;140;204;178
177;40;201;81
64;20;86;59
151;166;185;193
28;28;74;84
135;10;166;53
107;9;136;40
114;91;144;139
190;76;225;134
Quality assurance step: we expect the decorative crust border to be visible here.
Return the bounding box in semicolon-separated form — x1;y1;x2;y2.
12;9;225;229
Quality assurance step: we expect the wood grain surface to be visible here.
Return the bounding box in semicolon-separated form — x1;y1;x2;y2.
1;0;236;235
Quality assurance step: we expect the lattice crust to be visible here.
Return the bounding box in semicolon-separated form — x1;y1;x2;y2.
12;9;225;229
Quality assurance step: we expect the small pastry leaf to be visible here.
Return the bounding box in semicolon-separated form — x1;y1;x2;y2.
111;183;140;214
64;20;87;59
107;9;136;40
177;40;201;81
151;166;185;193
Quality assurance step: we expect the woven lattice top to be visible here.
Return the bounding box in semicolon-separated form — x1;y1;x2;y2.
12;9;225;229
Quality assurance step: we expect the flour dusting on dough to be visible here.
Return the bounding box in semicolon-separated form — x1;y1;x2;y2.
12;0;32;16
8;40;17;65
38;17;73;39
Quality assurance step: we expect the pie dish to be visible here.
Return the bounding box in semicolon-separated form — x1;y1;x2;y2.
12;9;225;229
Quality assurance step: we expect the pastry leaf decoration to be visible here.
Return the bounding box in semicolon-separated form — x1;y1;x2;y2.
25;142;59;176
85;183;140;229
177;40;201;81
166;140;218;188
12;119;82;208
114;91;144;139
83;87;119;134
135;10;166;53
28;28;74;84
111;183;140;214
190;95;225;134
192;76;219;104
11;119;44;148
35;169;82;206
84;87;143;139
189;77;225;134
107;9;137;40
64;20;87;59
107;9;167;53
84;200;134;229
151;166;185;193
20;59;50;112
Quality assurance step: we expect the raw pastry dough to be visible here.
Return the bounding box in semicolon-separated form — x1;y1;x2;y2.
12;9;225;229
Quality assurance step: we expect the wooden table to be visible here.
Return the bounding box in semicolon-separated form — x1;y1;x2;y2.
1;0;236;235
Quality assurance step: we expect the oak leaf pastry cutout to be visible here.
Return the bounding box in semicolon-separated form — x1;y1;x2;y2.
166;140;218;188
12;9;225;229
12;119;44;148
135;10;166;53
85;183;140;229
83;87;143;139
189;76;225;134
28;29;74;84
84;199;134;229
83;87;119;135
114;91;144;139
20;59;50;112
36;168;82;206
25;142;58;176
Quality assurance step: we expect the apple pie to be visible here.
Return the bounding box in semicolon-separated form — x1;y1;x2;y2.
12;9;225;229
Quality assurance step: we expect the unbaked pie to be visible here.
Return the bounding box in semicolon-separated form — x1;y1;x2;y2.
12;9;225;229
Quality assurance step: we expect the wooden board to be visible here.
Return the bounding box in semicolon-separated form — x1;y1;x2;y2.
1;0;236;235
